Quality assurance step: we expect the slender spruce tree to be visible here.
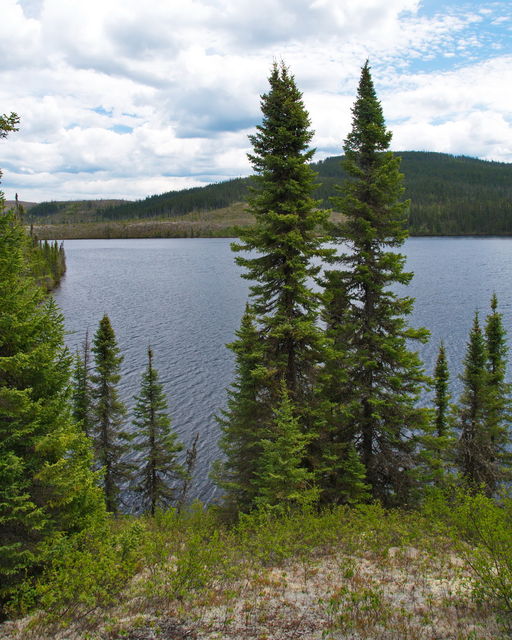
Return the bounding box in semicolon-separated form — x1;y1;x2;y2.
218;62;330;511
418;342;454;489
434;342;450;440
72;329;93;437
177;432;199;512
91;315;131;514
455;312;492;492
215;305;266;510
483;294;511;491
323;61;429;505
132;346;184;516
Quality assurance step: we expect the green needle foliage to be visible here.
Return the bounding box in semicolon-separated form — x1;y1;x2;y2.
484;294;512;489
91;315;132;514
215;305;266;511
0;212;105;614
323;61;429;505
253;381;318;513
315;269;369;505
455;312;493;493
72;329;93;438
132;346;184;516
232;61;330;406
418;342;454;490
434;342;450;439
453;299;512;496
220;62;330;510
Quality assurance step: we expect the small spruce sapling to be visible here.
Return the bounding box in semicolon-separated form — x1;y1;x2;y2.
91;315;132;514
132;346;184;515
456;312;492;493
253;380;318;513
72;329;93;438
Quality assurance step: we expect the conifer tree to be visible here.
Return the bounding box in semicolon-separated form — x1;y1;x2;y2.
323;61;429;505
177;432;199;512
456;312;491;492
434;342;450;440
215;306;266;510
132;346;184;515
483;295;511;491
418;342;454;489
253;381;317;512
91;315;131;514
72;329;93;437
315;270;369;505
219;63;330;511
0;212;105;612
233;61;330;406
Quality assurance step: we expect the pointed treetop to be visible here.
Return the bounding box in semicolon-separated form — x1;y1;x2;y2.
345;60;392;157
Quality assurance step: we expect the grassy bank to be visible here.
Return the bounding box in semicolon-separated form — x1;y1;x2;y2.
1;493;511;640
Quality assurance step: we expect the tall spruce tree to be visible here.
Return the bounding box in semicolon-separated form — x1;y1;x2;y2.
233;61;330;402
455;295;512;495
132;346;184;516
0;212;105;613
218;62;330;511
91;315;131;514
323;61;429;505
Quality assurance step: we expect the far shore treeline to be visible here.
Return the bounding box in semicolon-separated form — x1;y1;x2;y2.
2;62;512;637
24;149;512;238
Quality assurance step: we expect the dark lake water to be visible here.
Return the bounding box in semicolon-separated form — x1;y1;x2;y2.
52;237;512;503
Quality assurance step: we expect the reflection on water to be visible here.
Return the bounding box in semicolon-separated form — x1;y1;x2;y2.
53;237;512;502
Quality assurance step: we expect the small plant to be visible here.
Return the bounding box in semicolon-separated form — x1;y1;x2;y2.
449;491;512;633
32;519;144;626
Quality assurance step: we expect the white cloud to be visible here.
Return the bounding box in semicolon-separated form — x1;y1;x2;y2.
0;0;510;201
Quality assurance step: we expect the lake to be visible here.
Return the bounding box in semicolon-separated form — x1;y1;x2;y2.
52;237;512;503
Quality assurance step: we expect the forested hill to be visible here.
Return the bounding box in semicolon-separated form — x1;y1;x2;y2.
27;152;512;235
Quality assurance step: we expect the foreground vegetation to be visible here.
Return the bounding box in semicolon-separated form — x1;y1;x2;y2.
1;495;511;639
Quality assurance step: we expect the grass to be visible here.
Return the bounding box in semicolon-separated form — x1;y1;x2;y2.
1;496;509;640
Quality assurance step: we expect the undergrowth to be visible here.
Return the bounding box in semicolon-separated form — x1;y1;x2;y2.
3;494;511;639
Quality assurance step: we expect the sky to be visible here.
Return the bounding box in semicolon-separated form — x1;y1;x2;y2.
0;0;511;203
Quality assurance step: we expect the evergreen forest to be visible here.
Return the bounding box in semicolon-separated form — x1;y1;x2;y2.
2;65;512;638
27;151;512;236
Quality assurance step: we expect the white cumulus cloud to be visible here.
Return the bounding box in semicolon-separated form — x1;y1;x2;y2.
0;0;510;201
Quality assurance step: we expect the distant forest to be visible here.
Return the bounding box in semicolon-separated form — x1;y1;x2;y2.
27;151;512;235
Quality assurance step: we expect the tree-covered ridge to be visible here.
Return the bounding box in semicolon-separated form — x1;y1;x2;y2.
27;152;512;235
28;179;250;222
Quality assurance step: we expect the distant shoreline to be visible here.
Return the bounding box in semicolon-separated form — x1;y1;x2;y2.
30;220;512;240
